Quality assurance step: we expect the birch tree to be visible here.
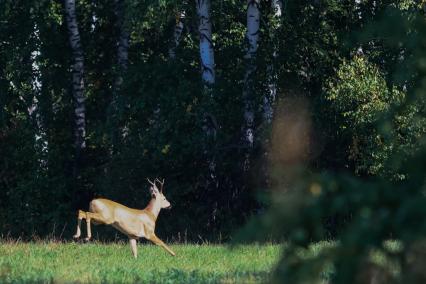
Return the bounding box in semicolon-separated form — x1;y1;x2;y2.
169;1;187;59
16;45;48;172
242;0;260;170
30;25;48;170
196;0;216;152
263;0;282;124
196;0;215;85
355;0;363;54
196;0;218;220
64;0;86;165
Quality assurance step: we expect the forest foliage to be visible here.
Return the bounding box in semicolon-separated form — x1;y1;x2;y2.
2;0;426;282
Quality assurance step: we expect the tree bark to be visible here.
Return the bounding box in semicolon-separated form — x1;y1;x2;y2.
64;0;86;156
242;0;260;170
196;0;216;151
196;0;216;140
196;0;215;85
263;0;282;124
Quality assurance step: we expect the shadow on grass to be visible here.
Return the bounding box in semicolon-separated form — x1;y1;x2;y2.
0;266;271;284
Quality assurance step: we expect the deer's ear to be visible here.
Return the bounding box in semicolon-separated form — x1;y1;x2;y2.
150;186;159;197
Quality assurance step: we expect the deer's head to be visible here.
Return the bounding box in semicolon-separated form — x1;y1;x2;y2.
147;178;172;209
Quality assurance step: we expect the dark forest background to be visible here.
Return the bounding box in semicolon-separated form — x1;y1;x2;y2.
2;0;426;253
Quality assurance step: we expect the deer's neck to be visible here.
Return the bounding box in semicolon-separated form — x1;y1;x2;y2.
144;198;161;221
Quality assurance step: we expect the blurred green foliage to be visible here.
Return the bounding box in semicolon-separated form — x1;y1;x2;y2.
324;55;426;177
238;3;426;283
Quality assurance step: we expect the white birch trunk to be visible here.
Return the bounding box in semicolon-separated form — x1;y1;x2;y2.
242;0;260;170
64;0;86;153
30;25;48;170
196;0;216;142
16;25;49;171
196;0;218;208
91;14;97;32
355;0;363;55
169;3;187;59
196;0;215;85
263;0;282;124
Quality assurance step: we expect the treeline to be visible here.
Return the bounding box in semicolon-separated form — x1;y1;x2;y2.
1;0;425;244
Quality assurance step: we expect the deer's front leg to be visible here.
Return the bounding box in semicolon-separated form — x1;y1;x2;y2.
148;235;176;256
129;238;138;258
73;210;86;239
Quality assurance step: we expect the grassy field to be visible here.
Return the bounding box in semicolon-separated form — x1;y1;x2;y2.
0;241;281;283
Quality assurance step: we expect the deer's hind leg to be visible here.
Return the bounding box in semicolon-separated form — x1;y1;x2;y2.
73;210;86;239
84;212;112;241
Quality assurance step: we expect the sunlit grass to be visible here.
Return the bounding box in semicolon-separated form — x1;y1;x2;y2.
0;241;281;283
0;240;404;283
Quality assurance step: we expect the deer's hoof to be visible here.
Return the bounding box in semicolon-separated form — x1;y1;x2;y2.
84;237;91;242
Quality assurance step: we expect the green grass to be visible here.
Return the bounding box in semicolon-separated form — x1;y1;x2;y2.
0;241;281;283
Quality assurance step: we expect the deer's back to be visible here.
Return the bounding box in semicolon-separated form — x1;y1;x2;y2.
90;198;141;219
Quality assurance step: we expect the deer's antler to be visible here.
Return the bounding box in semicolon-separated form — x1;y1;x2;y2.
155;178;165;192
147;178;155;186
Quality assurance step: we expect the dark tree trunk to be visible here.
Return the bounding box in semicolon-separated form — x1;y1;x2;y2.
169;1;187;59
64;0;88;209
64;0;86;156
110;0;130;153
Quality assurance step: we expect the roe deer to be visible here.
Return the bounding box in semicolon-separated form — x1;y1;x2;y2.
73;178;175;257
